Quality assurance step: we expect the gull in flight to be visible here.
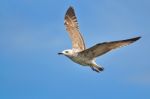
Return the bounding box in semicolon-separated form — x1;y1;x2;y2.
58;6;141;73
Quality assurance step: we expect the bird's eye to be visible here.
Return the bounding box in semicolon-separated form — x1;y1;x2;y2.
65;51;69;53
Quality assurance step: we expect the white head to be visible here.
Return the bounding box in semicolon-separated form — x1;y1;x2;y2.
58;49;74;56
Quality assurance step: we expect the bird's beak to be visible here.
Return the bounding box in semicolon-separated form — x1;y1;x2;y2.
58;52;63;55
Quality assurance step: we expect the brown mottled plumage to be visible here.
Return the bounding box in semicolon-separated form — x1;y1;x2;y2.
79;37;141;59
58;6;141;73
64;6;85;51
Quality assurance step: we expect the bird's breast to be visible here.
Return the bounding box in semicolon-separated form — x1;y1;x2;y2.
69;55;91;66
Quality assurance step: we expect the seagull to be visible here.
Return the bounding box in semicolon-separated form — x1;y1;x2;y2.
58;6;141;73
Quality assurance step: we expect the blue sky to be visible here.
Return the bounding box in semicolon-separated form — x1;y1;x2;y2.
0;0;150;99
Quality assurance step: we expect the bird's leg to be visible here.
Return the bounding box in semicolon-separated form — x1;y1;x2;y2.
90;66;100;73
90;64;104;73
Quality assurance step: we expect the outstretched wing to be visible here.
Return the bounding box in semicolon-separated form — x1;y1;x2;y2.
64;6;85;52
79;36;141;59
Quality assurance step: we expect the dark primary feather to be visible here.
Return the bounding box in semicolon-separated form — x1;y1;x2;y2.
64;6;86;51
79;36;141;59
65;6;79;29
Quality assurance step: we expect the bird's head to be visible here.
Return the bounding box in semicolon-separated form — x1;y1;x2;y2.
58;49;74;56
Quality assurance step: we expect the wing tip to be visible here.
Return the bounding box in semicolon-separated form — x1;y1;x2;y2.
130;36;141;42
65;6;75;20
66;6;74;14
68;6;74;10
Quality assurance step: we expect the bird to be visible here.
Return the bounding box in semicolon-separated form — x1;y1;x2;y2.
58;6;141;73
